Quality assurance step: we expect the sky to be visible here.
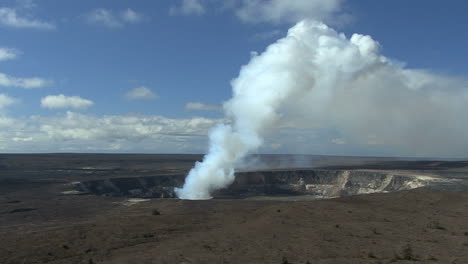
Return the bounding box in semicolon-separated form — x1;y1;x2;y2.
0;0;468;157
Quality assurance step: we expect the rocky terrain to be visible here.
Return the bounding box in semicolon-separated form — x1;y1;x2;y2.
1;154;468;263
73;169;450;199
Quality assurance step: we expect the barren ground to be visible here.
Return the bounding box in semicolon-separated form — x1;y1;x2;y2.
1;154;468;264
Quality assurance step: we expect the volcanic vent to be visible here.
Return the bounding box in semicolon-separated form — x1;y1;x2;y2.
73;169;436;199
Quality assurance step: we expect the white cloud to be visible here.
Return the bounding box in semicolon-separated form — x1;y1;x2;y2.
185;102;222;111
39;112;217;141
125;86;158;100
41;94;94;110
0;94;17;109
0;72;51;88
0;47;20;61
331;138;346;145
12;137;32;142
0;112;222;153
168;0;348;25
170;0;206;16
122;8;144;23
0;7;55;30
84;8;146;28
84;8;121;28
235;0;345;24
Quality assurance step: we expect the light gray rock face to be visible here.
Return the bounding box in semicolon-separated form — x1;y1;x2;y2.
73;169;438;199
215;169;432;198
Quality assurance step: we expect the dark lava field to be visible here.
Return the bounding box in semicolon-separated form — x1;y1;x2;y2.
1;154;468;264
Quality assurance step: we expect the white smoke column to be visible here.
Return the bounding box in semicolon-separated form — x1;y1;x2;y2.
179;19;468;196
175;20;388;199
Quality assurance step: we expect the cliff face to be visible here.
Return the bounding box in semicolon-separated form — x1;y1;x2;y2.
74;175;185;198
73;169;433;199
214;169;430;198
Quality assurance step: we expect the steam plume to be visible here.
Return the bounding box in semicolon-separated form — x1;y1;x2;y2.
176;20;468;199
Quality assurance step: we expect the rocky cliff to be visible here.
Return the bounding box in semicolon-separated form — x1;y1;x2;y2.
73;169;436;199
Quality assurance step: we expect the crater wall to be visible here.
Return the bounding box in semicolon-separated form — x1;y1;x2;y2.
73;169;434;199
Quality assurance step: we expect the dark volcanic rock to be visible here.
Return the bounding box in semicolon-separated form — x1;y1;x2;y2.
1;154;468;264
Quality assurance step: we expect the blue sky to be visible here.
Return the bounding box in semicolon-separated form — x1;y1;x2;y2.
0;0;468;157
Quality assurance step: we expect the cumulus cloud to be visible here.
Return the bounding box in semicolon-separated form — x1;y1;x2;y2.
0;7;55;29
0;47;20;61
170;0;206;16
0;94;17;109
185;102;222;111
0;72;51;88
125;86;158;100
0;112;221;153
84;8;146;28
39;112;217;141
41;94;94;110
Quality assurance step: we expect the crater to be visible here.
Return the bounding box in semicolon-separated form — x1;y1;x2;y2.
72;169;442;199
